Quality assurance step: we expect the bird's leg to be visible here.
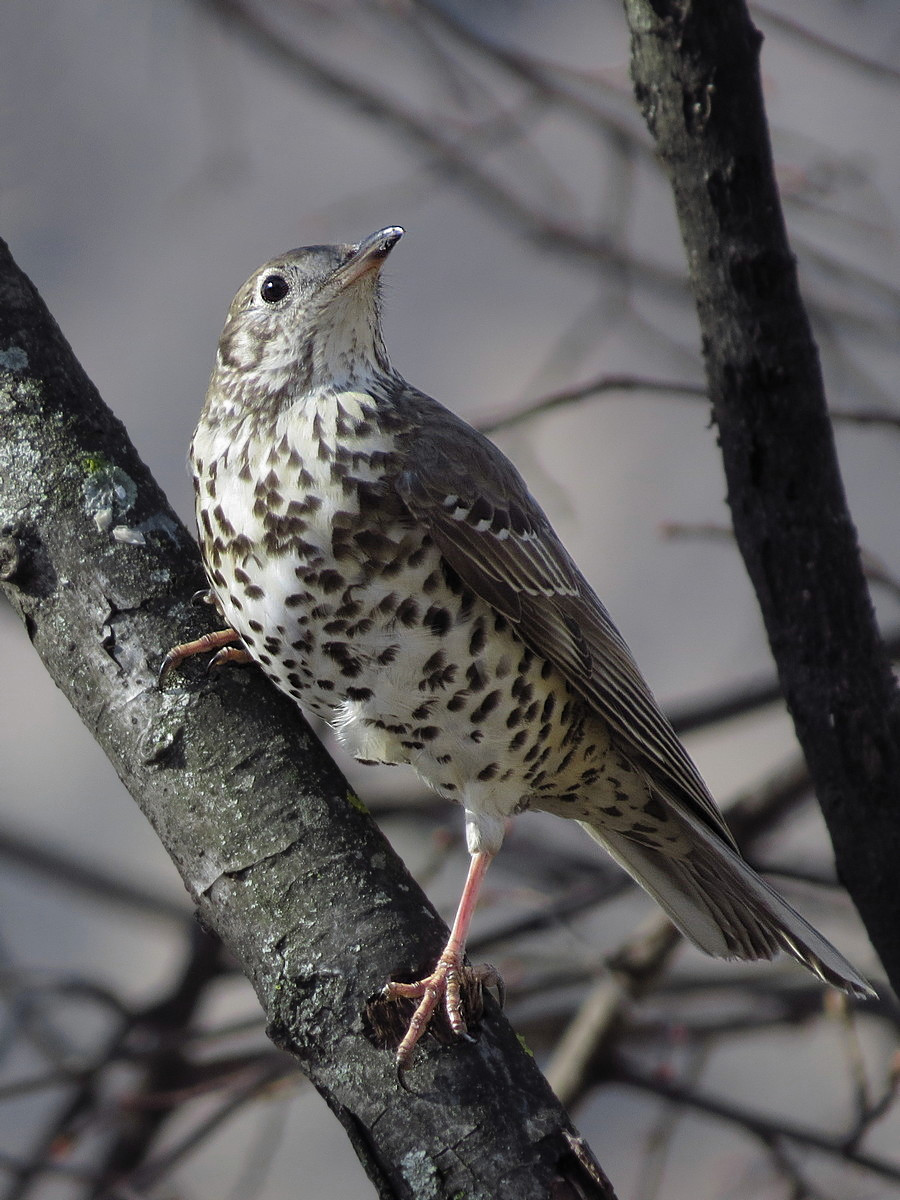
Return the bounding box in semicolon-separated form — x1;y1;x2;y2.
159;627;246;683
384;850;496;1068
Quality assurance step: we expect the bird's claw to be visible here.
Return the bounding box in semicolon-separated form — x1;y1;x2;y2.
158;627;243;685
379;957;502;1069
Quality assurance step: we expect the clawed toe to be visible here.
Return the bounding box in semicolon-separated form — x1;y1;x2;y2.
208;645;253;671
378;955;502;1069
158;627;244;684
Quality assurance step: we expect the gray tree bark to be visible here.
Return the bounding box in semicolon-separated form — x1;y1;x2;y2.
623;0;900;995
0;237;615;1200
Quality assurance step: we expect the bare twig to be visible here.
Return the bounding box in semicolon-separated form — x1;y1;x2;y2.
480;375;707;434
751;3;900;88
614;1059;900;1183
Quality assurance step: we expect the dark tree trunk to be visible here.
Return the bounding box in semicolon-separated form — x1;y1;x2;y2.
623;0;900;994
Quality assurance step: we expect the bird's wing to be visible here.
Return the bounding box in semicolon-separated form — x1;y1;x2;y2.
395;397;735;845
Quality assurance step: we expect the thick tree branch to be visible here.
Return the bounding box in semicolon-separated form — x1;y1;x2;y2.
0;237;616;1199
623;0;900;993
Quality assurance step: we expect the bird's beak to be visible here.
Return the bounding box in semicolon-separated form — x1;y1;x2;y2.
337;227;404;287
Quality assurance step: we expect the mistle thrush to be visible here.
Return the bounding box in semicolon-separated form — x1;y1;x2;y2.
167;227;872;1065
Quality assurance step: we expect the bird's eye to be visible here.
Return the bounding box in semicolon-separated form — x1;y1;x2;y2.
260;274;290;304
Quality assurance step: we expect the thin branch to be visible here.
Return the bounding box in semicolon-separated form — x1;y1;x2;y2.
196;0;688;296
479;375;706;434
751;3;900;88
614;1059;900;1184
0;827;189;924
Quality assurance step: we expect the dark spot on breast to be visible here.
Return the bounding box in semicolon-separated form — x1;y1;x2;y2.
425;606;452;637
470;690;502;722
422;650;446;674
212;505;235;535
468;620;486;657
319;569;344;594
354;529;397;559
465;662;488;692
336;598;363;619
396;597;419;626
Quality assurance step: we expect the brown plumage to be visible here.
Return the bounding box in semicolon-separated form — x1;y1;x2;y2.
170;227;873;1067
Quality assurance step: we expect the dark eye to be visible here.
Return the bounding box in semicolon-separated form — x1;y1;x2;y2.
260;274;289;304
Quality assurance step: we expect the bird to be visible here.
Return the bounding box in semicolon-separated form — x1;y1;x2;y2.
165;226;873;1067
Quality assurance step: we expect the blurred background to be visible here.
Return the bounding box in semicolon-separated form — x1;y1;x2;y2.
2;1;900;1196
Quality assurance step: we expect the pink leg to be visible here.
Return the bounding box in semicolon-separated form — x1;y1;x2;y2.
384;850;495;1068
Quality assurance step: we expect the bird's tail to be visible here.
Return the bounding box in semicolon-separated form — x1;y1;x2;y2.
579;803;875;999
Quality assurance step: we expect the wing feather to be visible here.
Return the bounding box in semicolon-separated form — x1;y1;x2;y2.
395;393;735;846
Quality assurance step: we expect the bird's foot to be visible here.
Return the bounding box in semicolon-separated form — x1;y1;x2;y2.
380;956;503;1069
158;627;247;684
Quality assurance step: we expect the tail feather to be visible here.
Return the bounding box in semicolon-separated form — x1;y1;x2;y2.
579;808;875;1000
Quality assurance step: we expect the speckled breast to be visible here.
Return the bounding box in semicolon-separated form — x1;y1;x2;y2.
191;391;614;824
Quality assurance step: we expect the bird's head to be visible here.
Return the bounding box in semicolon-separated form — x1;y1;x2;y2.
213;226;404;400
